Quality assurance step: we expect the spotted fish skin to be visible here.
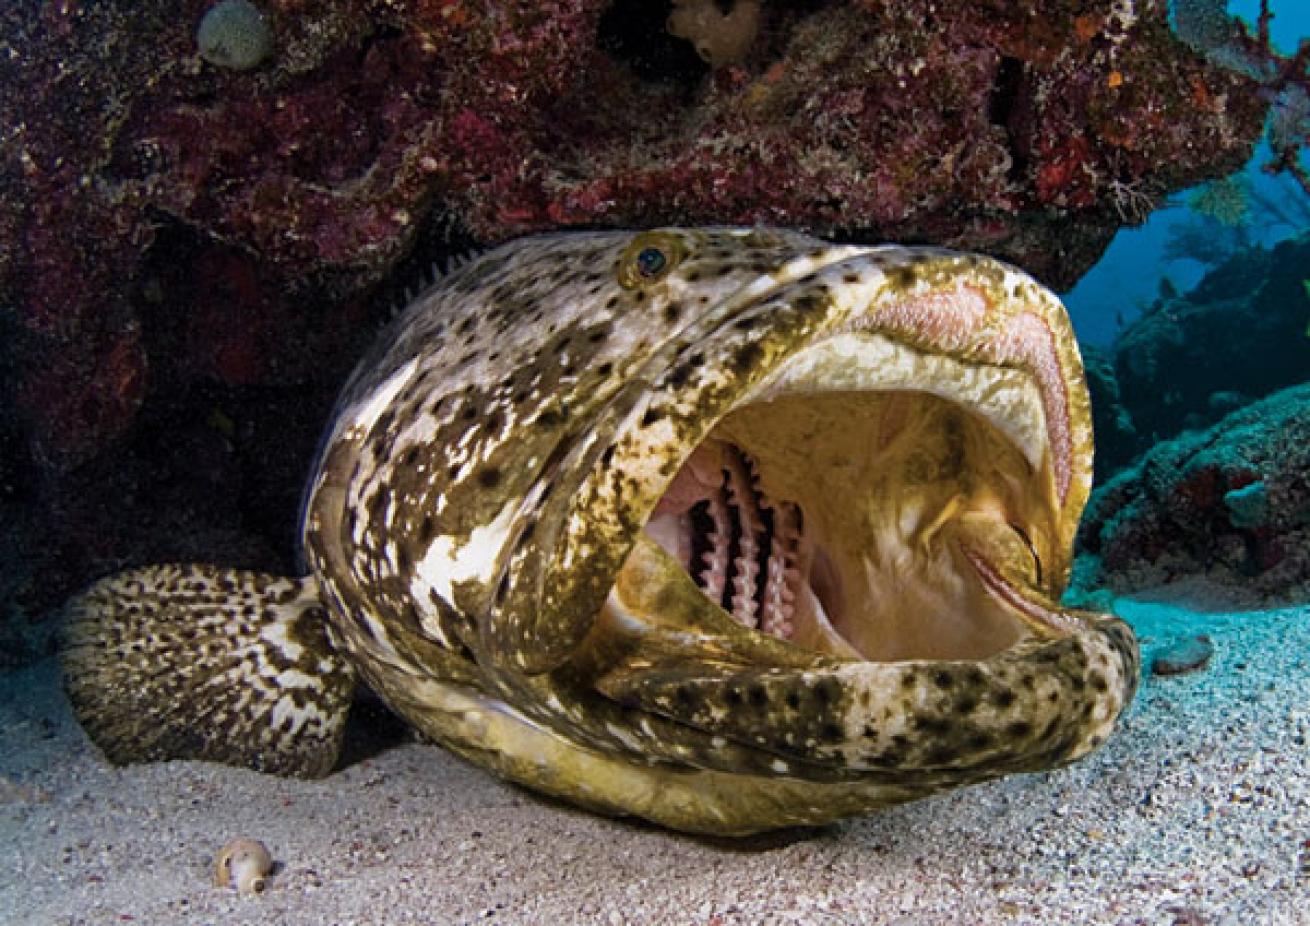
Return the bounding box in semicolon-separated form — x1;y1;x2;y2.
297;227;1136;832
62;227;1138;835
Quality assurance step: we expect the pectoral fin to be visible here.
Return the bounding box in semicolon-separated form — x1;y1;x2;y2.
61;565;355;778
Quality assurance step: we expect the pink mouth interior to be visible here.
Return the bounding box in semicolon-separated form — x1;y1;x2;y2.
645;441;818;642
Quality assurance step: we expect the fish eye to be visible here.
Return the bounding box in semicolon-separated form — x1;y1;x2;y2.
635;247;668;278
618;232;685;289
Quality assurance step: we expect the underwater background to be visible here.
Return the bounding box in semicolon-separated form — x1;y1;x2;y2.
1;0;1309;923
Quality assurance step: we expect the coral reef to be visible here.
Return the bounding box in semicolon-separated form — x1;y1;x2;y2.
0;0;1283;647
1080;343;1139;483
1109;232;1310;455
1075;383;1310;606
1171;0;1310;194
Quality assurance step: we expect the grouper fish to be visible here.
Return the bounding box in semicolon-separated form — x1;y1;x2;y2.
62;227;1139;836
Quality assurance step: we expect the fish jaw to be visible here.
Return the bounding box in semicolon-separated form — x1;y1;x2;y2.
521;240;1138;789
302;228;1139;833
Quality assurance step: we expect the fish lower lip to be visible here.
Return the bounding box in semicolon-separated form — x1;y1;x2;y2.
963;546;1082;639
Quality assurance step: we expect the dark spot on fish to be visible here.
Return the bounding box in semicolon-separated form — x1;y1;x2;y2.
954;696;978;715
732;342;762;373
747;685;768;708
734;316;760;330
820;722;844;742
993;688;1016;709
814;678;840;706
914;715;951;735
792;294;824;314
785;691;801;710
589;329;610;343
367;487;390;519
925;745;959;765
536;409;562;429
933;670;954;689
494;571;511;605
596;362;613;377
1088;672;1107;692
402;446;420;467
892;267;918;289
664;302;682;322
725;688;743;707
417;514;435;544
842;272;861;284
462;406;478;420
477;467;502;489
640;408;663;427
1007;721;1033;739
674;685;695;708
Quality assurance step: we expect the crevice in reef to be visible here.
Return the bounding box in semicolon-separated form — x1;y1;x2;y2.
597;0;710;86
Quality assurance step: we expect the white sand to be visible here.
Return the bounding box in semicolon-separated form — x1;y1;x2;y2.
2;596;1307;925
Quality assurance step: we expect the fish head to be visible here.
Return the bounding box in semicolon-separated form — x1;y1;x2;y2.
306;227;1138;828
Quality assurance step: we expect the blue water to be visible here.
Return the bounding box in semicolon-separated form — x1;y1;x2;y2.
1066;0;1310;345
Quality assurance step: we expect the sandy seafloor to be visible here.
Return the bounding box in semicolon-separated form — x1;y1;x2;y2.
1;595;1307;926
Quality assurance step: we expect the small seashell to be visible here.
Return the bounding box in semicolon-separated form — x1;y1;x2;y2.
213;838;273;896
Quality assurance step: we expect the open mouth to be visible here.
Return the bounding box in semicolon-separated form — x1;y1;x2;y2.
632;330;1075;663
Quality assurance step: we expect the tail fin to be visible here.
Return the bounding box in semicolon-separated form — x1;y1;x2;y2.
61;565;355;778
